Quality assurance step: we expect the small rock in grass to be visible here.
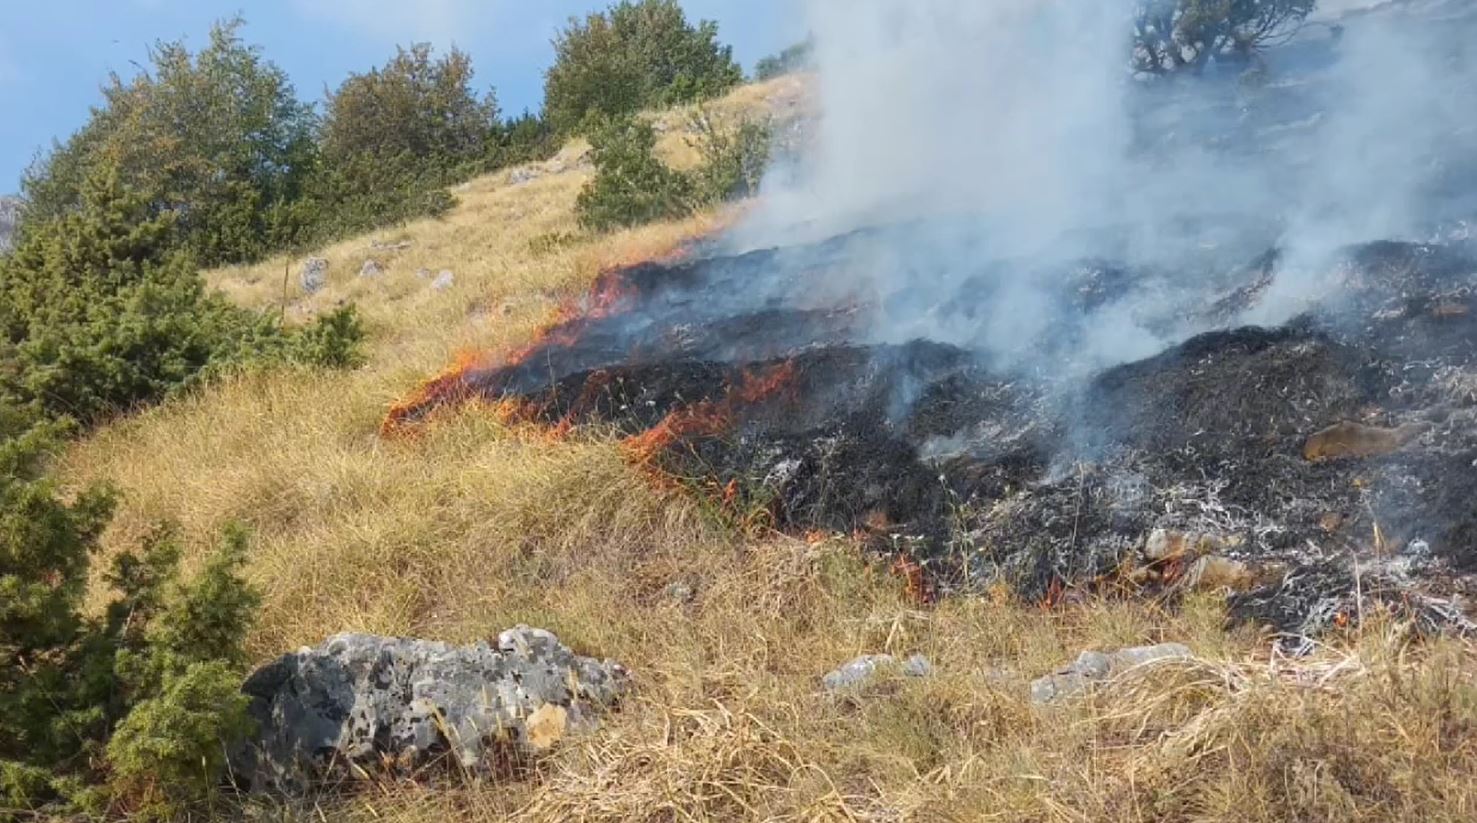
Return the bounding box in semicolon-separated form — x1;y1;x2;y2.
823;653;933;692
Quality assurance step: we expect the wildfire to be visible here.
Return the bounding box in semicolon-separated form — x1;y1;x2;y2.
620;360;800;465
382;349;489;434
382;265;648;435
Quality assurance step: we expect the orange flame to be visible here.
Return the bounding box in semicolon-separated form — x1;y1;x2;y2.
891;554;936;607
620;360;800;465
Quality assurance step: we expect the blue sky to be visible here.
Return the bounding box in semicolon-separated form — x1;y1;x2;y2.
0;1;804;192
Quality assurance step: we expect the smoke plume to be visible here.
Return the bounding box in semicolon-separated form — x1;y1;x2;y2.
730;0;1477;373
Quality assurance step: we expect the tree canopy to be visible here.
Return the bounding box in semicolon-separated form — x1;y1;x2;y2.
1133;0;1318;74
544;0;743;134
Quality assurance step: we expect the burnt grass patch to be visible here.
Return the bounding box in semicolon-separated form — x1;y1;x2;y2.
406;237;1477;640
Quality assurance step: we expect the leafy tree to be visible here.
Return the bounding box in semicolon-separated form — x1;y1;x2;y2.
496;111;560;169
544;0;743;134
22;18;317;265
754;39;814;81
322;44;497;174
1133;0;1317;74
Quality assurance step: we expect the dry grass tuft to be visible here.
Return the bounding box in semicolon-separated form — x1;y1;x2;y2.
60;80;1477;822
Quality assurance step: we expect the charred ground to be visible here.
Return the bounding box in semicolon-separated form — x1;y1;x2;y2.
388;234;1477;640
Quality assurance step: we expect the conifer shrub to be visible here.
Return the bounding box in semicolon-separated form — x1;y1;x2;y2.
576;112;771;232
1;409;261;818
0;170;365;427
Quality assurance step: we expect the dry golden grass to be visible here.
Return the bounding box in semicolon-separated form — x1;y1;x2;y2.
60;79;1477;822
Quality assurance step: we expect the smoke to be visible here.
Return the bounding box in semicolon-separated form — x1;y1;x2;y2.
728;0;1477;374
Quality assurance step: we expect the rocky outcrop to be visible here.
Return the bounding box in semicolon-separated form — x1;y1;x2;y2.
0;196;21;254
233;627;628;793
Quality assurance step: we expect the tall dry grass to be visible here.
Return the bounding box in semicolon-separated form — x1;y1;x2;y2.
59;78;1477;822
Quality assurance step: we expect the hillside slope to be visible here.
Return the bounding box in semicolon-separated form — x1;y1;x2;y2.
61;78;1477;822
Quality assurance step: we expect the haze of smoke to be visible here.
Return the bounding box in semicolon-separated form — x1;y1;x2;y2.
732;0;1477;373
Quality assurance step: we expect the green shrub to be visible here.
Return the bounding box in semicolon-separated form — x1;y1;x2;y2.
1133;0;1317;74
689;111;773;203
496;111;560;169
0;170;365;428
576;117;699;232
754;39;813;81
544;0;743;134
296;149;458;245
576;112;773;232
106;662;254;820
0;394;262;816
1;441;261;819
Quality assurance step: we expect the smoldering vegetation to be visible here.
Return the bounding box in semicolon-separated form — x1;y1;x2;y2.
393;0;1477;640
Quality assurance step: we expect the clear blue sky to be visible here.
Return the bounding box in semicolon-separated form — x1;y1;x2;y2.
0;1;804;192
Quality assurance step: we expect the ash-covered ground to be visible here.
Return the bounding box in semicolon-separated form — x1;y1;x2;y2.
393;2;1477;641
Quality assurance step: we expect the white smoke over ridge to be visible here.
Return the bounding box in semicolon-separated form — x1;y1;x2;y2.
729;0;1477;373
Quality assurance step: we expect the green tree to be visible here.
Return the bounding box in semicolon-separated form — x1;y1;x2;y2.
322;44;498;174
754;39;813;81
22;18;317;265
1133;0;1317;74
544;0;743;134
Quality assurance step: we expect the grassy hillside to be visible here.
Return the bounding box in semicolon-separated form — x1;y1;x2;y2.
60;78;1477;822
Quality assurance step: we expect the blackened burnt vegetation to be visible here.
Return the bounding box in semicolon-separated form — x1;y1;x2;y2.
391;227;1477;640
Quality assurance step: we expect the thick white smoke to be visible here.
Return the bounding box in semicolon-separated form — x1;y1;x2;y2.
729;0;1477;373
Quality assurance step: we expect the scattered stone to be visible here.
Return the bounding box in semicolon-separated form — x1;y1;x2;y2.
1144;528;1225;562
1031;643;1193;704
662;579;696;605
233;627;628;793
1303;420;1432;462
822;653;933;692
1184;555;1255;591
359;259;384;278
299;257;329;294
432;270;455;291
508;167;539;186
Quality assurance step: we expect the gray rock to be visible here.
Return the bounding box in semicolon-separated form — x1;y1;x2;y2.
1110;643;1192;670
300;257;329;294
1031;643;1193;705
0;196;21;254
662;579;697;604
432;270;455;291
822;653;933;692
901;653;934;678
507;167;539;186
359;259;384;278
233;627;628;793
